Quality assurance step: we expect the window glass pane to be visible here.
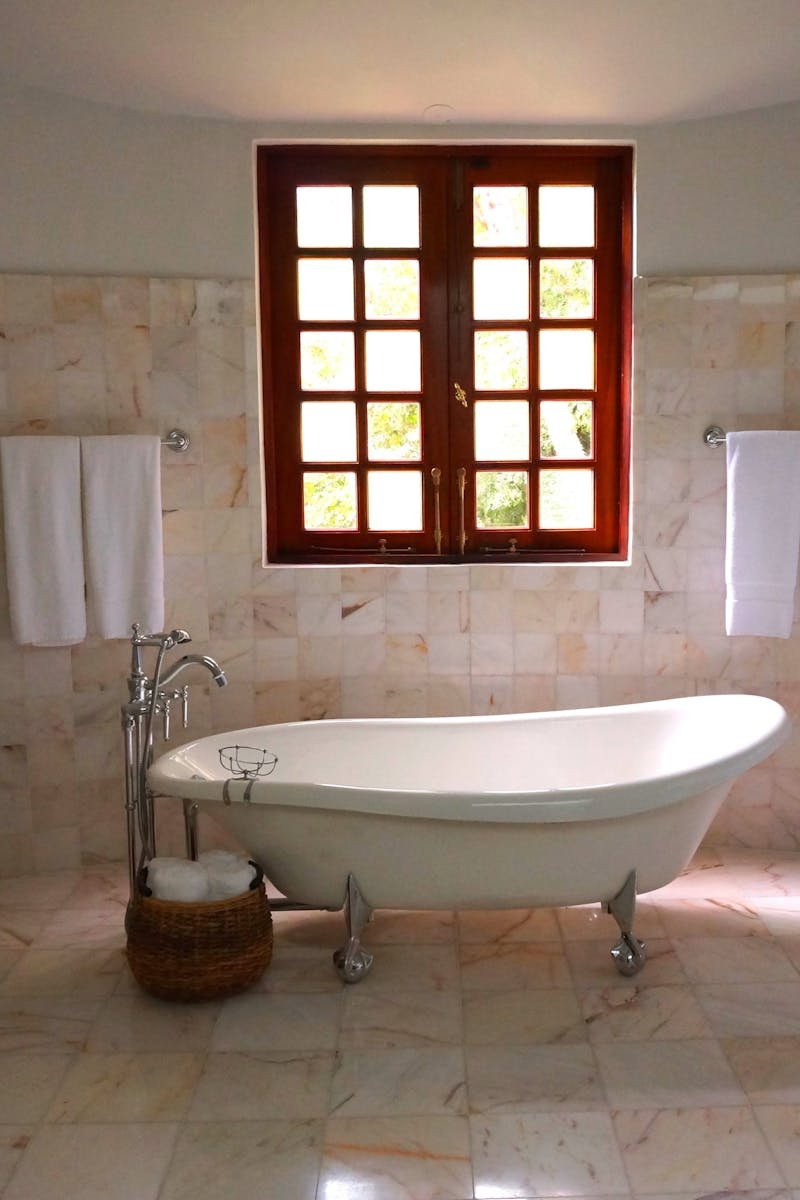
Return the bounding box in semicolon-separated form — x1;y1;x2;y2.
538;185;595;247
540;400;592;459
538;329;594;390
365;330;421;392
539;469;595;529
363;186;420;248
473;259;530;320
367;470;423;530
300;331;355;391
296;186;353;248
474;330;529;391
301;401;357;462
474;400;530;461
367;401;421;460
539;259;594;319
473;186;528;247
364;259;420;320
303;471;358;530
297;259;354;321
475;471;528;528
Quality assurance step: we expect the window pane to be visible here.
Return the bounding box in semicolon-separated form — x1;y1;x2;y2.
301;401;357;462
473;259;530;320
540;400;593;459
475;471;528;528
363;186;420;248
538;329;594;390
539;469;595;529
474;401;530;461
296;186;353;248
300;331;355;391
367;401;421;460
473;186;528;247
364;259;420;320
303;472;358;530
539;259;594;319
365;330;421;392
367;470;423;530
297;259;354;321
474;330;529;391
539;185;595;247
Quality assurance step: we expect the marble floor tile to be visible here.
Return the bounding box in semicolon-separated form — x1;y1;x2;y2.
0;996;102;1054
466;1043;605;1114
4;852;800;1199
613;1106;783;1193
462;987;587;1045
460;941;572;990
595;1038;746;1108
0;1128;32;1192
471;1111;629;1198
672;935;800;983
320;1114;473;1200
86;993;220;1053
724;1037;800;1103
340;989;463;1048
565;938;688;988
0;947;125;998
355;944;461;993
187;1049;335;1120
696;982;800;1036
0;1052;71;1121
330;1047;467;1117
210;991;341;1051
756;1105;800;1185
654;896;770;937
159;1119;325;1200
45;1051;204;1122
457;907;561;943
581;984;714;1042
2;1122;178;1200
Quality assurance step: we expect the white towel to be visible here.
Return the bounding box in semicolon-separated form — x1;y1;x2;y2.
199;850;258;900
725;431;800;637
81;435;164;639
147;858;210;902
0;436;87;645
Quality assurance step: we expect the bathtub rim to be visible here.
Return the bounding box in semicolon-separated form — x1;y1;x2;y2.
147;693;791;825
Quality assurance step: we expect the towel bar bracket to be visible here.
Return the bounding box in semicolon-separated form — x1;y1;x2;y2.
703;425;726;446
162;429;190;453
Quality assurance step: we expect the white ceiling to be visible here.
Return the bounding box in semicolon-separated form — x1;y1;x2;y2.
3;0;800;126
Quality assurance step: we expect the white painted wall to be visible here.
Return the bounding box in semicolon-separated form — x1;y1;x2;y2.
1;81;799;278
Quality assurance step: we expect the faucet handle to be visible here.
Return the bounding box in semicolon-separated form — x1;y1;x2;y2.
181;685;190;729
162;696;171;741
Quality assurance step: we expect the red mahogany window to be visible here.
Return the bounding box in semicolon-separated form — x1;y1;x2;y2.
256;145;632;563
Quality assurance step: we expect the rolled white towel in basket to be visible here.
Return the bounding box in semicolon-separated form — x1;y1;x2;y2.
147;858;210;902
199;850;259;900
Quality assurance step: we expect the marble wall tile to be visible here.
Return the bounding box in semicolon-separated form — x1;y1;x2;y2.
2;271;800;875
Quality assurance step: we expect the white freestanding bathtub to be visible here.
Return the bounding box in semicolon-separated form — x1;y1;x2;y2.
148;693;790;981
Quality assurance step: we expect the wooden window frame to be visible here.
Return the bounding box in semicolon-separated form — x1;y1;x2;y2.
256;143;633;564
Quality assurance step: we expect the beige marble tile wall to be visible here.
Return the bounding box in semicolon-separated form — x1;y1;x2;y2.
0;271;799;877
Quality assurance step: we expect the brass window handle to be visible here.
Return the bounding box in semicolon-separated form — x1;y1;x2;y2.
431;467;442;555
454;381;468;408
457;467;467;554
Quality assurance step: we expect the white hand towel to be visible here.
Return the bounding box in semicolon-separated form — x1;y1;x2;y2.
725;430;800;637
147;858;210;902
0;436;87;645
81;435;164;640
199;851;258;900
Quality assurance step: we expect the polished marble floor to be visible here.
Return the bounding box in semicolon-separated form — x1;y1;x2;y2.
2;848;800;1198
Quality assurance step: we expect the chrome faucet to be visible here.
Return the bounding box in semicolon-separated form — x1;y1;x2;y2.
158;654;228;691
121;624;228;897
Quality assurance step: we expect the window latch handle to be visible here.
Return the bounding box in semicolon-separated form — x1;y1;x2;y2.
454;382;468;408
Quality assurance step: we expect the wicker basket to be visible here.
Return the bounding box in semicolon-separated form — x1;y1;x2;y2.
125;882;273;1002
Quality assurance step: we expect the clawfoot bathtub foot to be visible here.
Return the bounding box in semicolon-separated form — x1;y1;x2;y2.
604;868;647;977
333;874;374;984
610;931;647;976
